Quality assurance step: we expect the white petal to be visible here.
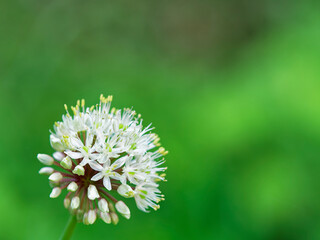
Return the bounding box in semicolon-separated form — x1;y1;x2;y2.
111;156;126;170
79;157;89;166
69;137;83;148
37;154;54;165
103;177;112;190
87;185;100;200
91;172;104;181
65;150;83;159
89;161;104;171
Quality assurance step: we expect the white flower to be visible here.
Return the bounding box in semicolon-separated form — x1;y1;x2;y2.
38;95;167;225
133;182;164;212
90;157;126;190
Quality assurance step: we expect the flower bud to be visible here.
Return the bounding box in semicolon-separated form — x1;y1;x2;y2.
50;187;61;198
100;212;111;224
39;167;54;175
110;212;119;225
88;185;100;200
50;135;65;152
53;152;64;161
37;154;54;165
88;210;96;224
76;210;84;222
67;182;78;192
60;156;72;169
98;199;109;212
49;172;63;183
72;165;85;176
115;201;130;219
64;198;71;208
117;184;134;198
71;196;80;209
83;213;89;225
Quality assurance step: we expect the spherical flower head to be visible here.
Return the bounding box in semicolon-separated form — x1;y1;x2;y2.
37;95;167;225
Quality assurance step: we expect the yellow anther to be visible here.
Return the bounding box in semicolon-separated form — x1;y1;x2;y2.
54;122;59;127
90;105;95;111
81;99;85;107
77;99;80;106
157;147;168;155
71;106;77;115
64;104;68;111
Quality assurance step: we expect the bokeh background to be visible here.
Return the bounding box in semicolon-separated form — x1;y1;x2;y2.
1;0;320;239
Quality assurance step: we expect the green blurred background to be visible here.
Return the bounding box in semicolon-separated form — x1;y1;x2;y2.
1;0;320;239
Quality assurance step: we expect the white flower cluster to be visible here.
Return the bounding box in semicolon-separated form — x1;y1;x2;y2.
37;95;167;225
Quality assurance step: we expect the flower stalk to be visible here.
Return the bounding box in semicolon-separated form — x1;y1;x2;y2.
60;215;77;240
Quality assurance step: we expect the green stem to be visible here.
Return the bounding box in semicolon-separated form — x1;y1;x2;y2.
59;215;77;240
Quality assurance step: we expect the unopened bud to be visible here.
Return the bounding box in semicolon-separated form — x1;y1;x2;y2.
50;187;61;198
88;185;100;200
60;156;72;169
71;196;80;209
73;165;85;176
49;172;63;183
100;212;111;224
39;167;54;175
115;201;130;219
37;154;54;165
67;182;78;192
98;199;109;212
